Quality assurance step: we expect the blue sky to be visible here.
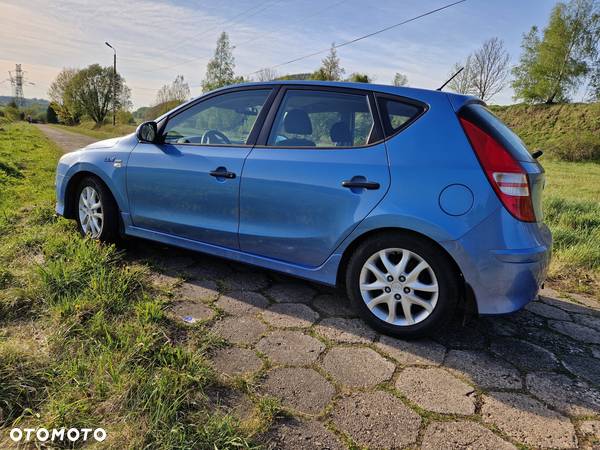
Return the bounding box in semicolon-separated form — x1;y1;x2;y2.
1;0;561;108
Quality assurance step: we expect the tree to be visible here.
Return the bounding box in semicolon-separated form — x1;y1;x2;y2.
347;73;371;83
393;72;408;86
470;38;510;101
202;32;241;92
312;44;345;81
446;57;475;95
66;64;130;125
255;67;278;82
46;104;58;123
512;0;600;104
48;68;80;124
156;75;191;105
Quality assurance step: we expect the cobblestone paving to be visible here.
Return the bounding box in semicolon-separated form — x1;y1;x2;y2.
134;242;600;449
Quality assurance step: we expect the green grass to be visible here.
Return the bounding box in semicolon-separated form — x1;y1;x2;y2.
52;121;137;140
0;123;262;448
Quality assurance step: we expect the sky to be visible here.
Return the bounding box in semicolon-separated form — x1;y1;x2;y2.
0;0;562;109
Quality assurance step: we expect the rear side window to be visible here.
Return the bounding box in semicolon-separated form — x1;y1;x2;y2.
460;104;534;162
267;90;377;148
377;97;423;136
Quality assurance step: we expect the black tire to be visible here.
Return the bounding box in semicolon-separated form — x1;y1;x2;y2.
75;176;120;242
345;232;458;339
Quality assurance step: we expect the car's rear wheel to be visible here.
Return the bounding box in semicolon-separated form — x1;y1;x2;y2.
346;232;458;338
75;176;119;242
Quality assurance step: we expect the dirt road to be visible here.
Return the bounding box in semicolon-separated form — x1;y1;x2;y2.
35;124;97;153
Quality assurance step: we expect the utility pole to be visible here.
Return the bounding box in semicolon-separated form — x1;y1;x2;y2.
105;42;116;126
7;64;34;107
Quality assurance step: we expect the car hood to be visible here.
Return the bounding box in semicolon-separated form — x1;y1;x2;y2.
85;137;122;149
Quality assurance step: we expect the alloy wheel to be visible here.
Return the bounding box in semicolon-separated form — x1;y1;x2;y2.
78;186;103;238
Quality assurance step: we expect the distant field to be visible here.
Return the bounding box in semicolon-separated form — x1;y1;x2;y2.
51;121;137;140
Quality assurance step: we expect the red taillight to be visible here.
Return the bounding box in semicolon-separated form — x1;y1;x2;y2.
459;116;536;222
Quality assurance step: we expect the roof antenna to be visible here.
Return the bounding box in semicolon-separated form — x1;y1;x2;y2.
437;67;464;91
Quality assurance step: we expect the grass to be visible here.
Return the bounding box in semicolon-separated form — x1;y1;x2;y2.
0;123;262;448
51;121;137;140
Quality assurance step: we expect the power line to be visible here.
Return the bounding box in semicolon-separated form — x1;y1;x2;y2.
244;0;466;77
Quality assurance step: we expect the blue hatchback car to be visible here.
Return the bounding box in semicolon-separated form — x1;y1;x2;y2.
55;81;552;337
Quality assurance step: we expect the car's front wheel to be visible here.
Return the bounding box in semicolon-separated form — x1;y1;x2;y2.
75;176;119;242
346;232;458;338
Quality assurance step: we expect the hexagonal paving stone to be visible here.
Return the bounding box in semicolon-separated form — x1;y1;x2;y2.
171;301;215;324
215;291;270;316
261;418;343;450
490;338;558;371
431;321;486;350
315;317;376;344
562;355;600;385
481;392;577;449
176;280;219;302
312;294;355;318
261;368;334;415
444;350;522;389
549;320;600;344
182;257;233;280
574;314;600;332
375;336;445;366
205;387;255;422
568;292;600;312
331;390;421;449
421;421;517;450
321;347;395;388
222;272;269;292
262;303;319;328
521;326;588;357
539;295;595;316
256;330;324;366
212;316;267;345
211;347;263;378
593;346;600;359
525;301;571;320
266;283;316;304
581;420;600;439
526;371;600;416
395;367;476;415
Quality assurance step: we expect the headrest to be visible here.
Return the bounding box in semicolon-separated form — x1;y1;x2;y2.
284;109;312;135
330;121;352;145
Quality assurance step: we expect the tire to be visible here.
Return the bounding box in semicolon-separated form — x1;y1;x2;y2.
345;232;458;339
75;176;119;242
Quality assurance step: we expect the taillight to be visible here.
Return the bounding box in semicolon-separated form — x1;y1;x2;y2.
459;116;536;222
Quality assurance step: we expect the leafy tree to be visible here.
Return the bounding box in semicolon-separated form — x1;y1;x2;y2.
347;73;371;83
156;75;191;105
312;44;345;81
202;32;242;92
46;104;58;123
393;73;408;86
65;64;131;125
48;68;80;124
471;38;510;101
512;0;600;104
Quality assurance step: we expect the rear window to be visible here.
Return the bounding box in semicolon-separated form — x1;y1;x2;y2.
460;104;534;162
377;97;423;136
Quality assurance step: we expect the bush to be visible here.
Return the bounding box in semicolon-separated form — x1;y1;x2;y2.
546;133;600;162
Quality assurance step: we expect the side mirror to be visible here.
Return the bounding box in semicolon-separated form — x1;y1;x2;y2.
136;121;158;143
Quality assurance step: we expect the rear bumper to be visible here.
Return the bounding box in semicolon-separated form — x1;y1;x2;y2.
442;208;552;315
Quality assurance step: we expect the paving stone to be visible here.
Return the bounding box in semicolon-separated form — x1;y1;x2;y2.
421;421;517;450
262;418;343;450
568;292;600;312
211;347;262;377
573;314;600;332
481;392;577;449
315;317;376;344
331;390;421;448
508;309;545;329
322;347;395;388
312;294;355;318
182;257;233;280
262;303;319;328
266;283;316;303
525;301;571;320
540;295;597;316
256;330;324;366
176;280;219;302
490;338;558;371
215;291;270;316
581;420;600;439
222;272;269;292
480;317;519;337
521;326;588;357
375;336;445;366
395;367;476;415
562;355;600;386
206;387;255;422
149;271;181;288
431;321;486;349
261;368;334;415
212;316;267;345
549;320;600;344
593;347;600;359
159;254;196;272
171;300;215;324
526;371;600;416
445;350;522;389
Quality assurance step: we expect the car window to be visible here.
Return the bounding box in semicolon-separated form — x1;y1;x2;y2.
267;90;375;148
378;98;423;135
163;89;271;145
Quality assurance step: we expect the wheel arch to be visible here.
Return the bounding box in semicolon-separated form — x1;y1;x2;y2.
63;171;118;220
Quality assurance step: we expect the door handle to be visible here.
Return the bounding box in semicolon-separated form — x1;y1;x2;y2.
342;180;380;190
209;169;236;179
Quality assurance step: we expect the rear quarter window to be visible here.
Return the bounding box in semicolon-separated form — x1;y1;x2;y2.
377;97;424;137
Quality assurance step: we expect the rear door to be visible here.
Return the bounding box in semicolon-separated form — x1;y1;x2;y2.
238;86;390;267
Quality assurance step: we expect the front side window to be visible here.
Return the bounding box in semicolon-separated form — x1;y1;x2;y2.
267;90;375;148
163;89;271;145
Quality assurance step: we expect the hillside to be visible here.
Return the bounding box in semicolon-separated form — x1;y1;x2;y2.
0;96;49;107
491;102;600;162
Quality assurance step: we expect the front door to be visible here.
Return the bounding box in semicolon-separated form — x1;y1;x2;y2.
127;88;273;248
239;87;390;267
